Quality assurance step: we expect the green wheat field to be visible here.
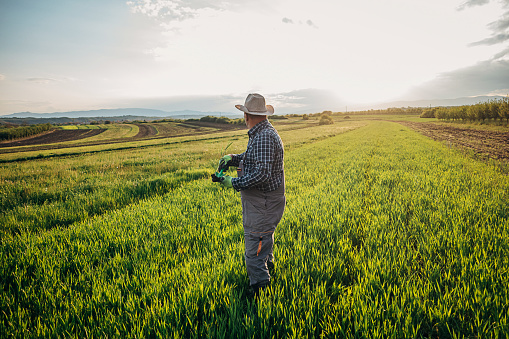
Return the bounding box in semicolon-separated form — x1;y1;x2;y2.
1;118;508;338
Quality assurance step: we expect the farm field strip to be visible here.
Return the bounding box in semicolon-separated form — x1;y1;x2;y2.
67;124;139;141
60;125;104;130
1;121;508;337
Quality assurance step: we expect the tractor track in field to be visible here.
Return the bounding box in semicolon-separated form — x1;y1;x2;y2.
397;121;509;161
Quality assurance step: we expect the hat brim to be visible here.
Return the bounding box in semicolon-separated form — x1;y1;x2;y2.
235;104;274;116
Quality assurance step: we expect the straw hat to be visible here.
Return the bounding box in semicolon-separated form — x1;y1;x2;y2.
235;93;274;116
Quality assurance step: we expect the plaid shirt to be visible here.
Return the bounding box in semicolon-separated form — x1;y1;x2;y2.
231;119;284;192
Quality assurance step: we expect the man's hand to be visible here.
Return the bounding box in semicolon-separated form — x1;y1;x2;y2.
211;173;233;188
217;155;232;172
219;175;233;188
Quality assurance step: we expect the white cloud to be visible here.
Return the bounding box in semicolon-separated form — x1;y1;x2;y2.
462;0;509;47
457;0;490;11
126;0;262;21
471;33;509;46
26;78;59;84
306;20;317;28
0;74;5;81
25;76;75;85
281;17;317;28
404;60;509;100
492;47;509;60
486;88;509;96
127;0;203;20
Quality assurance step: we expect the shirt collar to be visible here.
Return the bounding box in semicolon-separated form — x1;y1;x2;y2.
248;119;271;138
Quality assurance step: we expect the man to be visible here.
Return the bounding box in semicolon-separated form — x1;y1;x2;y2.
212;93;285;298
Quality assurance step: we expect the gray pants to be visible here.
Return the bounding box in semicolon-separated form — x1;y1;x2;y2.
241;182;285;286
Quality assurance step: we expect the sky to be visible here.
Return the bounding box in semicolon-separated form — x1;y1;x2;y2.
1;0;508;115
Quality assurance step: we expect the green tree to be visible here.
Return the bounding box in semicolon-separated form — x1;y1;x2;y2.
500;96;509;123
457;106;468;121
420;108;436;118
479;102;489;121
435;107;449;120
467;105;478;121
487;100;499;121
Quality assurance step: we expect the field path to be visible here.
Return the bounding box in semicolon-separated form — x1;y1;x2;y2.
399;121;509;161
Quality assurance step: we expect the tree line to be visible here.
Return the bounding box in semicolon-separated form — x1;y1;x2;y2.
194;116;245;125
347;107;424;115
0;123;53;141
420;97;509;123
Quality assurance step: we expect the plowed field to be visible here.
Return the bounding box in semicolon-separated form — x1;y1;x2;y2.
0;129;105;148
399;121;509;161
134;124;157;138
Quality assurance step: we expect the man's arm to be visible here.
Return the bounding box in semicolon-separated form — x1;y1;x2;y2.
231;135;274;191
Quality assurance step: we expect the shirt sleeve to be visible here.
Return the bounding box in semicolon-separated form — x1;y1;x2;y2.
231;134;274;191
229;153;244;167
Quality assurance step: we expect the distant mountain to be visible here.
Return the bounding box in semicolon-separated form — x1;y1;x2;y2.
2;108;242;119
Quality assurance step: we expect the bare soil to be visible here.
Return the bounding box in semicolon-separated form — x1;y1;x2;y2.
0;129;105;148
133;124;158;138
398;121;509;161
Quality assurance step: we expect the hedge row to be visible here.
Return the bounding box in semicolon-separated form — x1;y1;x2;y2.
420;98;509;122
0;123;53;141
